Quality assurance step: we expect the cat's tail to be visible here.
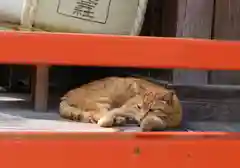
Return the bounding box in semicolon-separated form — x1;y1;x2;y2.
59;98;90;123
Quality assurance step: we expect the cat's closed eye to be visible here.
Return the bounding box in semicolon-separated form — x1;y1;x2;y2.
136;104;141;109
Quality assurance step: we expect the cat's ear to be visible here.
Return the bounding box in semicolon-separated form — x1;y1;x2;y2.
142;91;154;109
162;91;175;105
143;91;154;101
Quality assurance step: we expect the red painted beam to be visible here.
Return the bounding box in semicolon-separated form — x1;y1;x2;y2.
0;32;239;70
0;132;239;168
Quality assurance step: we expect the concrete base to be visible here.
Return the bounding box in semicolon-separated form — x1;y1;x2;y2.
1;93;240;132
0;93;142;132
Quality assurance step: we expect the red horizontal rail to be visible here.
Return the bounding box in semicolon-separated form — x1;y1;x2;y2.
0;132;240;168
0;31;240;70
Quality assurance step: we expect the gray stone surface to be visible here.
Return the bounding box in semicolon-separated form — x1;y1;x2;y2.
0;93;142;132
0;112;119;132
1;93;240;132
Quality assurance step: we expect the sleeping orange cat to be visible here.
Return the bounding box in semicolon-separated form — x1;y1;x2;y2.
59;77;182;131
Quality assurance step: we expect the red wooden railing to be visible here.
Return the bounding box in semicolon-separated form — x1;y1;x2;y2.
0;32;240;168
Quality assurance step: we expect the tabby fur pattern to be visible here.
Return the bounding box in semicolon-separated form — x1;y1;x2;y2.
59;77;182;131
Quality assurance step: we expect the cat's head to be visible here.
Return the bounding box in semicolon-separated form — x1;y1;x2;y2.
137;90;175;131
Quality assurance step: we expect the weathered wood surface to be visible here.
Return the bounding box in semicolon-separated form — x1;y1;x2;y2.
34;65;49;112
210;0;240;85
173;0;214;85
175;85;240;123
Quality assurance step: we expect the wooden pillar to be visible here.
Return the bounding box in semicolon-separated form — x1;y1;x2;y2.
33;65;49;112
173;0;214;85
210;0;240;85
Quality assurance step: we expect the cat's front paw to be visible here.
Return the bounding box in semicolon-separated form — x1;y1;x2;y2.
97;116;114;127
